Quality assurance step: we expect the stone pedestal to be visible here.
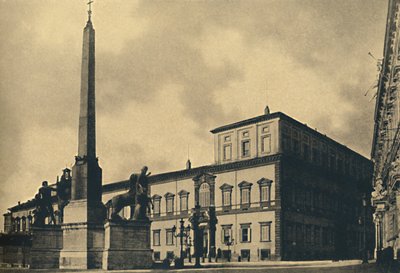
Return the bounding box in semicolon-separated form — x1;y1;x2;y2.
102;220;153;270
59;222;104;269
59;199;105;269
30;225;63;269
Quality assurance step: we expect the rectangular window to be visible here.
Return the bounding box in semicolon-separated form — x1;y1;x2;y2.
223;191;231;207
153;199;160;216
167;251;175;259
321;144;328;167
282;134;291;151
260;185;270;202
314;226;321;246
242;140;250;157
260;222;271;242
166;229;174;245
337;155;344;174
241;249;250;259
293;139;300;154
330;151;336;170
303;143;310;161
180;195;188;212
221;225;232;243
240;224;251;242
312;148;320;164
153;230;161;246
260;249;270;260
166;198;174;214
241;188;250;206
153;252;161;261
306;225;312;245
262;126;270;133
293;131;300;154
261;135;271;154
223;144;232;161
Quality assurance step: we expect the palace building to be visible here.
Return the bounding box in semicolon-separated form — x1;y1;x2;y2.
1;2;375;265
3;109;374;262
371;0;400;260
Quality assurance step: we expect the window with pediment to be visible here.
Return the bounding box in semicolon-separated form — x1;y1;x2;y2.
178;190;189;213
238;181;253;209
221;224;233;243
260;222;271;242
193;173;216;207
153;229;161;246
257;178;272;207
220;183;233;210
199;183;211;207
166;228;174;245
240;223;252;243
164;192;175;215
152;195;162;216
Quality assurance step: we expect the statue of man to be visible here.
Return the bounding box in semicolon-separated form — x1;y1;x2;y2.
38;181;57;224
56;176;71;223
33;193;46;226
137;166;150;195
105;173;137;221
133;166;153;221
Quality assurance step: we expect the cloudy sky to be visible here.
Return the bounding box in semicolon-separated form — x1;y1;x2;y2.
0;0;387;229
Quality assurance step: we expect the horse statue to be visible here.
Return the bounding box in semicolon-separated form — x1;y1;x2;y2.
105;166;154;222
105;173;138;221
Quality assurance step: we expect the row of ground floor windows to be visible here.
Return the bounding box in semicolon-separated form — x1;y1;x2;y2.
285;223;364;248
152;222;272;246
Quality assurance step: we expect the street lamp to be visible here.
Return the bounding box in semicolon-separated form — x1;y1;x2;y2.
189;203;202;268
224;235;234;262
172;218;191;262
186;236;192;263
362;194;368;264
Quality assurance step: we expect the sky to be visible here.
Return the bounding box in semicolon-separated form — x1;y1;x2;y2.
0;0;388;230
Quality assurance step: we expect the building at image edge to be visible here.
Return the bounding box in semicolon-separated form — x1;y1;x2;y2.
3;111;374;262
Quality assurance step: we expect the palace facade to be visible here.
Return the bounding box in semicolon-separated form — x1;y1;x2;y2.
4;110;374;262
371;0;400;260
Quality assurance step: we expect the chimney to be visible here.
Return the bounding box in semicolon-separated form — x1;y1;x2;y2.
264;105;270;115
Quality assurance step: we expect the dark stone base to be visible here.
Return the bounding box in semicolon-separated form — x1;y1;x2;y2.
102;220;153;270
30;225;62;269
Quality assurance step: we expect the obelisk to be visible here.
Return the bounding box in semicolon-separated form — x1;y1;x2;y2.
60;2;105;269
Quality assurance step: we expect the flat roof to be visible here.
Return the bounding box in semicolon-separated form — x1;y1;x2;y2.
211;111;370;162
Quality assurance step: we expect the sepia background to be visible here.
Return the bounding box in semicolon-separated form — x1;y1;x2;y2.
0;0;388;230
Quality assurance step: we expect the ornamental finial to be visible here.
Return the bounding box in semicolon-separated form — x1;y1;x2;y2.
87;0;93;21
